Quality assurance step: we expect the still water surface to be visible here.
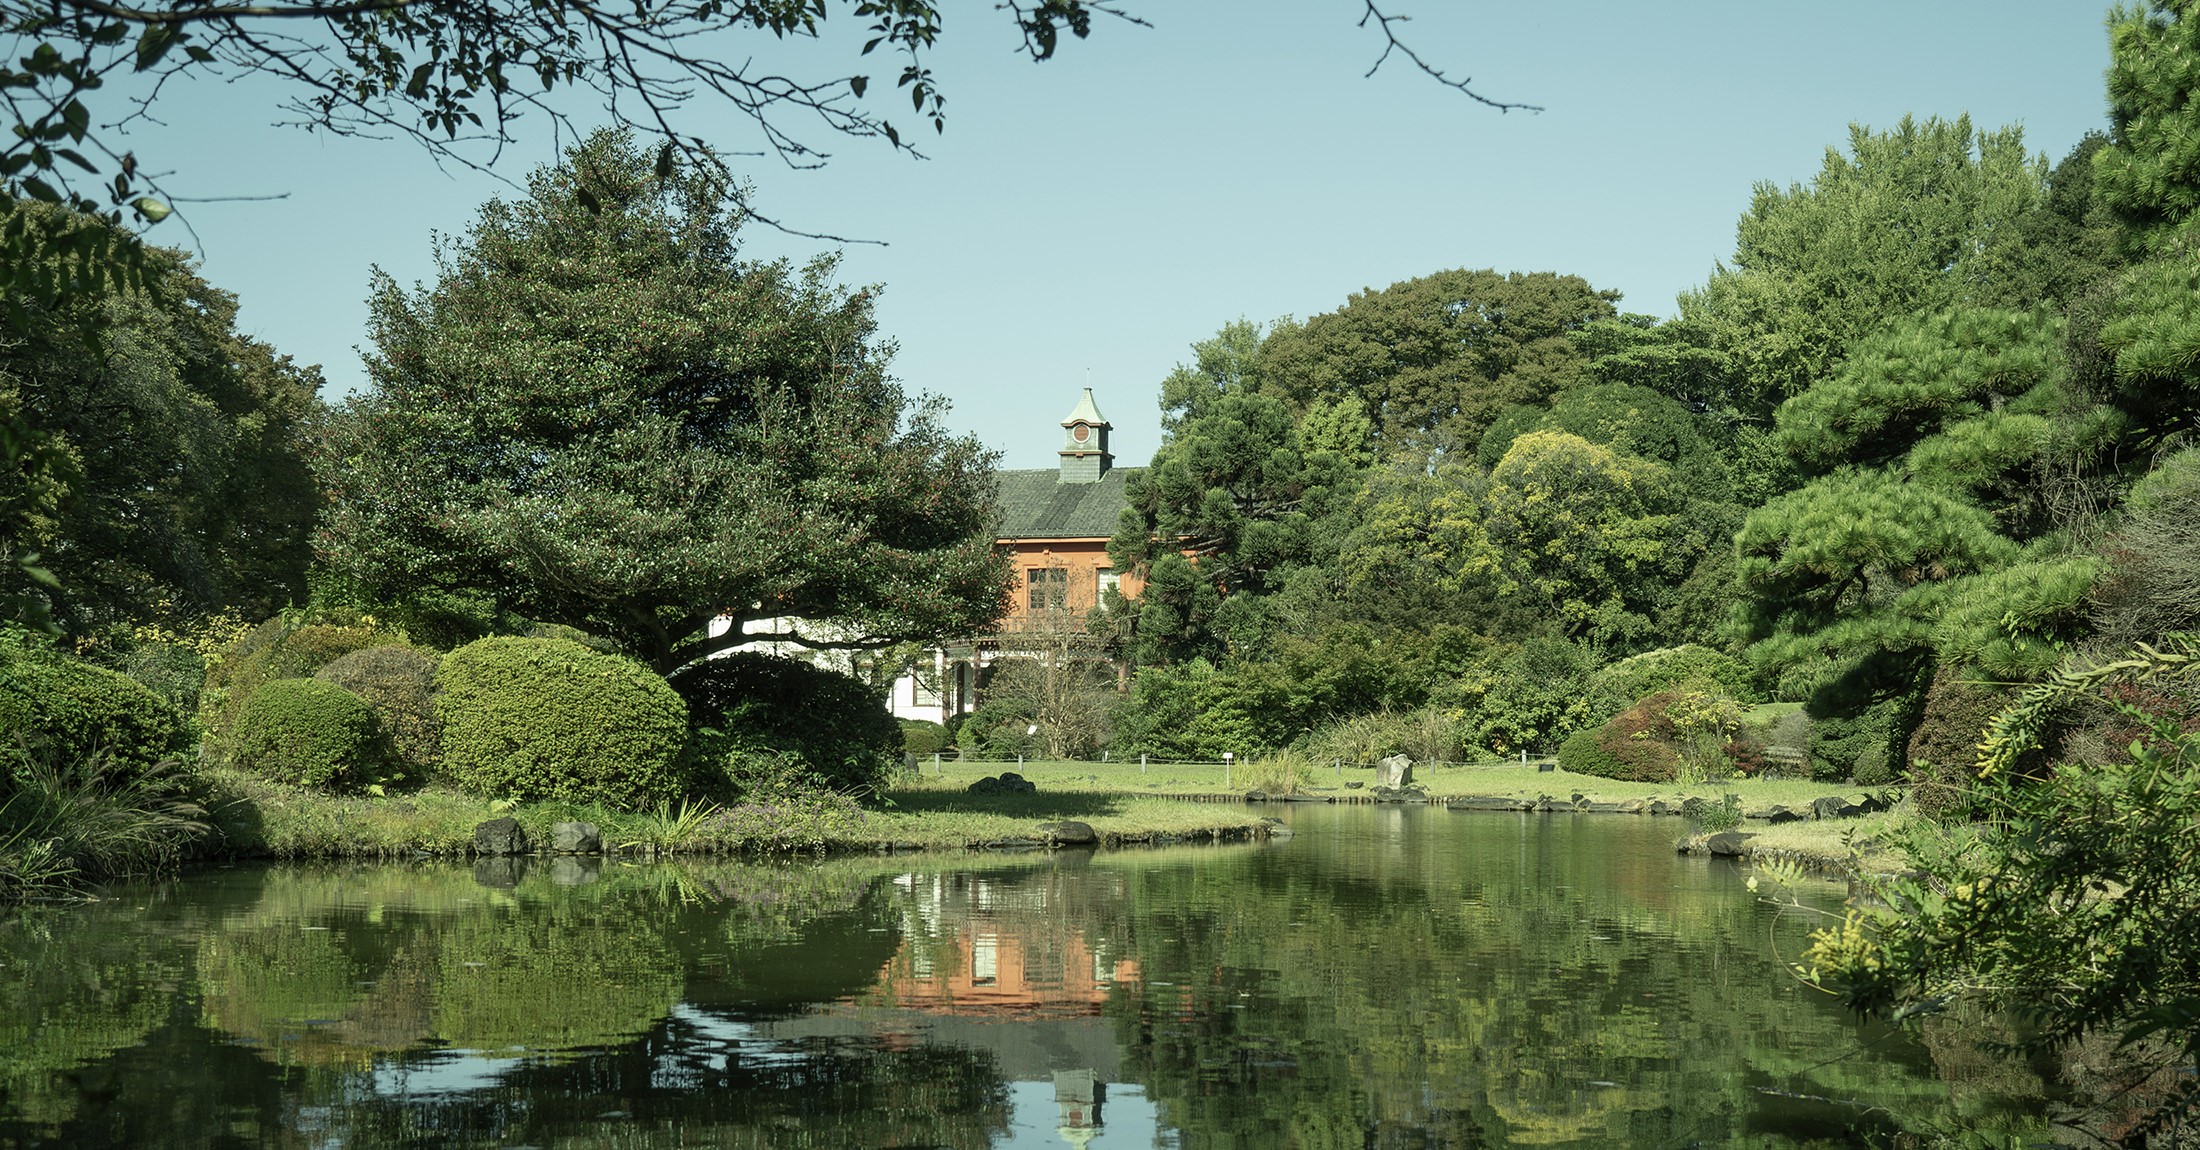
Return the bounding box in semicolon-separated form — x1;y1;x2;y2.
0;803;2045;1148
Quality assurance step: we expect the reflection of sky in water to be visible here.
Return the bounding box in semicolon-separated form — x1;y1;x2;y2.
1000;1080;1166;1150
368;1051;513;1096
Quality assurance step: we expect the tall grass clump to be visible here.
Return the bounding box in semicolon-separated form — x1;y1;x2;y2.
0;742;208;900
1242;750;1318;796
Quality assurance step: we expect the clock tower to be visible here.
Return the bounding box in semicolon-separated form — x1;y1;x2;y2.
1057;388;1113;484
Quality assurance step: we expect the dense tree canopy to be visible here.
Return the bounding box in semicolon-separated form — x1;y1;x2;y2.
1258;269;1620;458
0;232;321;635
319;131;1006;674
1681;116;2051;414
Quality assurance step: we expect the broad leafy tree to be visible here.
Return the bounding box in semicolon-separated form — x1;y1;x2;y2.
1257;268;1619;458
319;131;1006;674
0;231;321;634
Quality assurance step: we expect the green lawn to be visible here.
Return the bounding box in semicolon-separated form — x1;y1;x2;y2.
915;756;1890;808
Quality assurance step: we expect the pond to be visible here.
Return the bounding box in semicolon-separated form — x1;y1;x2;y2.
0;803;2048;1148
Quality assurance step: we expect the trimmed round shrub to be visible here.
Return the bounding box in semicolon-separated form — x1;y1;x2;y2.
437;637;689;808
229;678;391;792
669;653;898;794
900;719;948;758
1560;690;1684;783
315;644;441;778
203;619;396;750
1556;727;1623;777
0;637;188;781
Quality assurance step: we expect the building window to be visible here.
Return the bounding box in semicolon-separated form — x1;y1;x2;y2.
1096;567;1120;601
1028;567;1068;610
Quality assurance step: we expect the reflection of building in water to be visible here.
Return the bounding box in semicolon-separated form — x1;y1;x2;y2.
873;872;1139;1021
1054;1069;1105;1148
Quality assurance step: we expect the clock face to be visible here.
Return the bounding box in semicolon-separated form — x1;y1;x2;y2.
1071;423;1090;443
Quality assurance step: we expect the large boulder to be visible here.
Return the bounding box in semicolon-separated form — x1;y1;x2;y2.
1375;754;1415;789
1811;795;1865;821
473;817;529;856
1703;831;1754;857
1037;820;1099;846
968;772;1037;795
549;821;602;854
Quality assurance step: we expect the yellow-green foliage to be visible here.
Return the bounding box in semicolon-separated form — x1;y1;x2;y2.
435;636;688;808
229;678;392;793
0;635;186;778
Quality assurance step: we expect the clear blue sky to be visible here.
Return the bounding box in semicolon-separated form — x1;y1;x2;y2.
145;2;2113;471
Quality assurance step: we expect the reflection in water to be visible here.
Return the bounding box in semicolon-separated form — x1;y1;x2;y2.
0;809;2049;1147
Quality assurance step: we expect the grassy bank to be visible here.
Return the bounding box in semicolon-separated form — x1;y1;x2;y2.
189;766;1274;862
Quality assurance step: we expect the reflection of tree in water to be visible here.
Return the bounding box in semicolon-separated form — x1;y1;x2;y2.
0;905;191;1129
0;857;1007;1148
1094;819;2048;1147
329;1023;1011;1149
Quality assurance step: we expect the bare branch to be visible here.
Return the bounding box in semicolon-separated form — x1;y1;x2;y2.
1357;1;1539;114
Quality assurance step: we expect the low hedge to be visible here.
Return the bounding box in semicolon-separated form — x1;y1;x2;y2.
437;637;689;808
0;636;188;781
1554;690;1684;783
228;678;393;792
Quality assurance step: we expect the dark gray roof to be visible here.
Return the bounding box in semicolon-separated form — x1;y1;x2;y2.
993;467;1142;540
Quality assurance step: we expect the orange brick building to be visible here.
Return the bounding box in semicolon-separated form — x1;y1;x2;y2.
887;390;1143;723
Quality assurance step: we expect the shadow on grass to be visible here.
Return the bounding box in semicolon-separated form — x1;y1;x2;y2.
880;790;1129;820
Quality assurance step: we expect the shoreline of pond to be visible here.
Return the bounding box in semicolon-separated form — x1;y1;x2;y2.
181;764;1897;884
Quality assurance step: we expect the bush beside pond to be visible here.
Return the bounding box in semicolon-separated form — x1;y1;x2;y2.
315;644;441;777
436;636;688;808
670;653;897;796
229;678;394;792
0;635;187;780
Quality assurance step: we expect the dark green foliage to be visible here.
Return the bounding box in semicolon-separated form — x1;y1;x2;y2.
2096;2;2200;242
669;653;897;795
899;720;948;758
1904;667;2011;819
1807;640;2200;1142
1682;115;2050;410
1110;389;1359;663
1479;382;1710;473
436;636;689;808
1775;308;2063;474
1110;658;1278;761
0;741;207;898
0;632;186;782
1464;636;1599;756
1809;695;1918;786
228;679;393;793
109;641;208;720
1555;727;1623;778
314;645;441;778
1586;644;1762;725
321;131;1006;675
0;225;320;635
